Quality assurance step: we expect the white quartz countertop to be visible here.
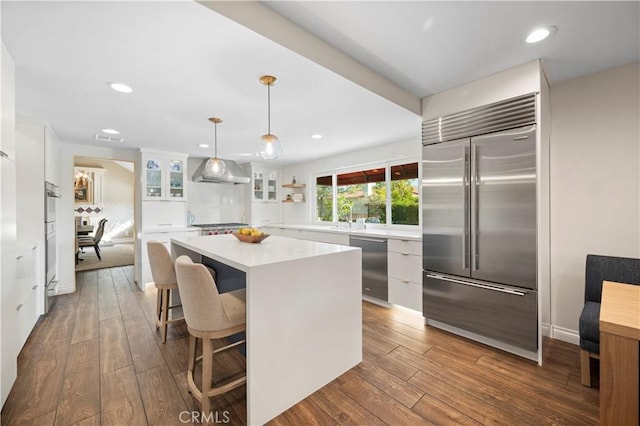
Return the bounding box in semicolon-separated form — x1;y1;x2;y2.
142;226;200;233
171;234;360;272
262;224;421;241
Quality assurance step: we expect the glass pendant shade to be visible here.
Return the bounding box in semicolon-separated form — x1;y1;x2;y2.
206;117;226;176
257;133;282;160
205;157;226;176
257;75;282;160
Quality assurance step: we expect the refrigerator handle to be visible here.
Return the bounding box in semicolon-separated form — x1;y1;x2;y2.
463;145;470;270
425;273;526;296
472;144;480;271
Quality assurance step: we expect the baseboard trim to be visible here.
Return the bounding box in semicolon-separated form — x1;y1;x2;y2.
55;282;75;295
551;325;580;345
362;295;392;308
541;322;551;337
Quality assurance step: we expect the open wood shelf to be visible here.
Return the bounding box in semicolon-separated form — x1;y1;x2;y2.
282;183;306;188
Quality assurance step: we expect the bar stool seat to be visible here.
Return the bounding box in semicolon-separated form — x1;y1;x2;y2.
147;241;185;343
175;255;247;416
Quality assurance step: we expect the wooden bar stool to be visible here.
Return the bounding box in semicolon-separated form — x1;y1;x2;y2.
174;255;247;416
147;241;185;343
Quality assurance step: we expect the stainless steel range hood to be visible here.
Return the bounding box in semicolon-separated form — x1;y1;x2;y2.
192;158;250;184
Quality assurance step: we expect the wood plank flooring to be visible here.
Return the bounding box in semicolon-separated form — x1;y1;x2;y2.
1;266;599;425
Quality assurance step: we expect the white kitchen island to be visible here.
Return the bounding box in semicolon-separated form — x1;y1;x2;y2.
170;234;362;425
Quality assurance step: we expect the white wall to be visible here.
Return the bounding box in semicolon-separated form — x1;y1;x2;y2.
549;62;640;339
281;137;420;224
186;158;246;224
57;142;137;294
74;158;135;241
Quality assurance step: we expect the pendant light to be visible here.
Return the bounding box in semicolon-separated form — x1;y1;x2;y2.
205;117;226;176
257;75;283;160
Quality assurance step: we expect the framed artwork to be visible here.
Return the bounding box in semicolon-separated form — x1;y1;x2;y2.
74;169;94;203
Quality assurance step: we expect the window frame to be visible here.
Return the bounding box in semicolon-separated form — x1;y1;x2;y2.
312;158;420;228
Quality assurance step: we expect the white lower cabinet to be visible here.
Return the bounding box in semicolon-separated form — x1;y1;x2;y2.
387;238;422;312
140;228;199;287
16;243;40;349
388;278;422;312
263;227;424;311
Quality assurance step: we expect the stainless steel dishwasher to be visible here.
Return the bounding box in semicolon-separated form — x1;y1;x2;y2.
350;236;388;301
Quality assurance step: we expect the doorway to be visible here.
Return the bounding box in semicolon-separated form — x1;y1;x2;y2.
73;157;136;272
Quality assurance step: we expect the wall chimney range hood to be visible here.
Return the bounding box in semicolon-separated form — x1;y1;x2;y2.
192;158;250;184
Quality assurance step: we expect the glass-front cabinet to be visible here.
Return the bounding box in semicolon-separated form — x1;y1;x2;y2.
168;159;185;199
251;165;278;202
142;151;187;201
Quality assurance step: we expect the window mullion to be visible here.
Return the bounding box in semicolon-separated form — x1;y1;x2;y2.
385;165;391;225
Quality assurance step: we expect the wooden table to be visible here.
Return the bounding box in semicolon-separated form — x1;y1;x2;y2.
76;224;94;236
600;281;640;426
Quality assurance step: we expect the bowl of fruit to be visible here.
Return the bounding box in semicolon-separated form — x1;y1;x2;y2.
232;228;270;243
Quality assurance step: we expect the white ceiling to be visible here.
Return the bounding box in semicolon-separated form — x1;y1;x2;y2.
265;1;640;97
2;1;638;166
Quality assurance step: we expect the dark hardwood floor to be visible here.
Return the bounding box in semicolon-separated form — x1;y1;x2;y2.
1;266;599;425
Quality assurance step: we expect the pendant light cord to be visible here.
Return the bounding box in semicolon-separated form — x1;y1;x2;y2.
267;83;271;135
214;122;218;158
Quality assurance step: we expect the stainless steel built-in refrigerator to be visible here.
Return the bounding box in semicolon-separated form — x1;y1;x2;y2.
422;97;538;353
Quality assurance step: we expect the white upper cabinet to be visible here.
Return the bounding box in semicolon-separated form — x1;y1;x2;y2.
251;165;278;202
141;151;187;201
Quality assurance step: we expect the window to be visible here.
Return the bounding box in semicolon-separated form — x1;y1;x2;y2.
337;168;385;224
316;175;333;222
390;163;419;225
315;161;419;226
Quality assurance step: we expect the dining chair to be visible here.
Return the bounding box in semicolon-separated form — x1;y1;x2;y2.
77;218;107;260
174;255;246;416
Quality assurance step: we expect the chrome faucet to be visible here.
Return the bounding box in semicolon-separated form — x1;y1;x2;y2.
339;204;353;228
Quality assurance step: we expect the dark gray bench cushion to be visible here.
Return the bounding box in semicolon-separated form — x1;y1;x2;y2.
579;301;600;343
579;254;640;354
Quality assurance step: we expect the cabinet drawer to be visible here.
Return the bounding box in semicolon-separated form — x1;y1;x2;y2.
389;278;422;312
142;201;186;228
423;273;537;351
388;239;421;256
144;231;174;244
388;252;422;282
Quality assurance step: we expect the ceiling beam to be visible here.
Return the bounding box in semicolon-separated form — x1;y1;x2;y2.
197;1;421;116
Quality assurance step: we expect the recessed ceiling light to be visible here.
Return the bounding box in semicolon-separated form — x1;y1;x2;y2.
109;82;134;93
311;134;323;139
101;128;120;135
198;144;210;148
526;26;556;44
